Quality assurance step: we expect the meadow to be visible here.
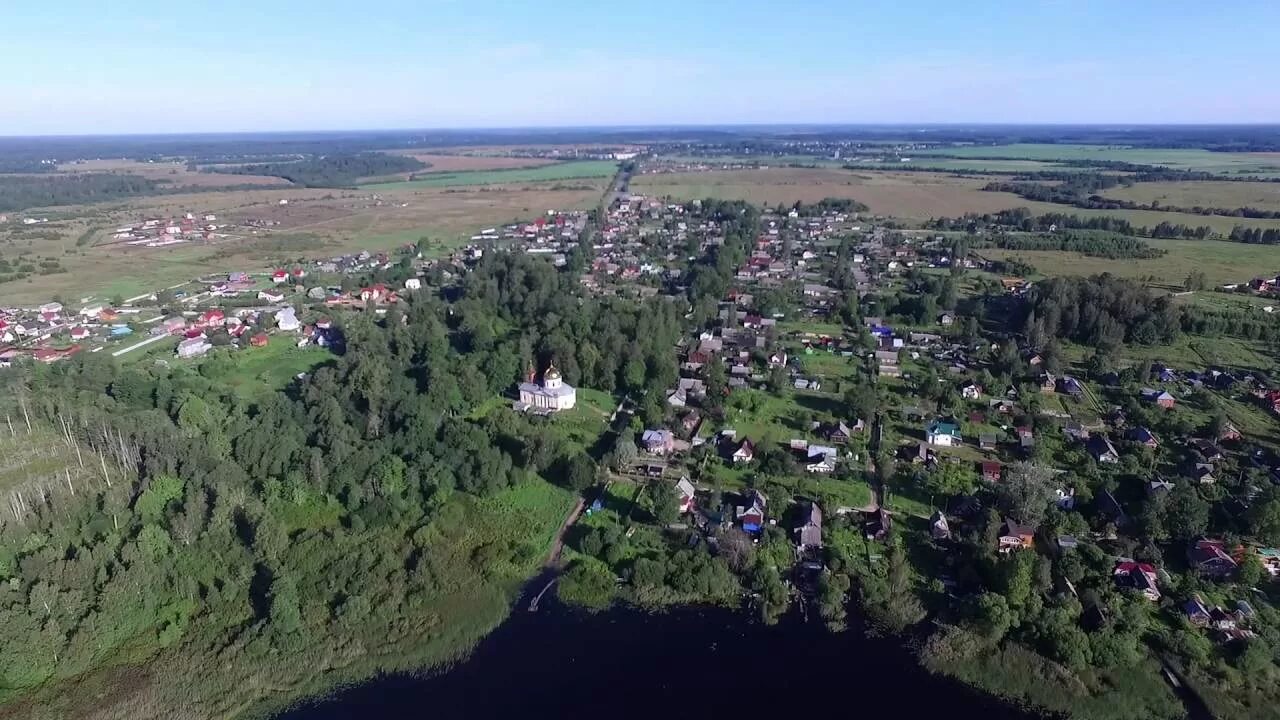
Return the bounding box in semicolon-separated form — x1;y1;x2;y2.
0;184;601;304
359;160;618;190
397;153;562;173
55;158;291;188
1011;199;1280;234
979;237;1280;287
632;168;1033;218
1101;180;1280;212
912;143;1280;175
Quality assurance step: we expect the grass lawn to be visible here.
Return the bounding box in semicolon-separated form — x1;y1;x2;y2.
359;161;618;190
538;387;616;456
722;388;815;448
198;339;333;399
1060;334;1278;376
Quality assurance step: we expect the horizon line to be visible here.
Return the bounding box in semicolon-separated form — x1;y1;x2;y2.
3;121;1280;141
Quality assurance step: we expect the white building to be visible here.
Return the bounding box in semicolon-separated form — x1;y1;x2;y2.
274;307;301;332
518;365;576;411
176;336;211;359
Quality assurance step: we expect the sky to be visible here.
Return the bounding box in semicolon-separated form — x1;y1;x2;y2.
3;0;1278;135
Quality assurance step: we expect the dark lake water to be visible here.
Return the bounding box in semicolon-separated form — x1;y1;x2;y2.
280;583;1042;720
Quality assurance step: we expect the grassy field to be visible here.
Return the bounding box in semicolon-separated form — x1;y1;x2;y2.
1010;199;1280;234
55;158;291;188
0;184;601;305
396;153;562;173
913;143;1280;175
199;339;334;399
633;168;1033;218
981;237;1280;287
662;154;1072;174
1101;180;1280;212
360;161;618;190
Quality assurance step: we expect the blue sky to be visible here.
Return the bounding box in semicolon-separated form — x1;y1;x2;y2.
3;0;1277;135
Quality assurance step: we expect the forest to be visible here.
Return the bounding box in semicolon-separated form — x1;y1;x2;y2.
0;174;159;213
970;231;1164;259
0;249;700;718
206;153;426;188
1018;275;1183;348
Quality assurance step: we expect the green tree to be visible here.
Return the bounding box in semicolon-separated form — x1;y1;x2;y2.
648;480;680;525
994;462;1057;526
924;461;977;498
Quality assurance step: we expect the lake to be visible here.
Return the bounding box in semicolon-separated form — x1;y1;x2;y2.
279;582;1043;720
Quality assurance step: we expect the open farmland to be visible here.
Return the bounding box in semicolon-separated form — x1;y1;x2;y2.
662;154;1070;173
979;237;1280;287
396;153;562;173
1100;180;1280;212
913;143;1280;175
0;184;600;304
360;160;618;190
1010;199;1280;234
55;158;291;188
632;168;1037;218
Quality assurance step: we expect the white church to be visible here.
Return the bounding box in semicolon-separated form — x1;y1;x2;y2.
517;364;577;412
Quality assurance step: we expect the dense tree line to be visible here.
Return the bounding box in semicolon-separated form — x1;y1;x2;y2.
930;208;1214;241
986;173;1280;220
0;160;54;174
1019;275;1181;348
1182;305;1280;342
207;153;426;188
970;231;1163;259
784;197;869;215
0;174;159;212
1227;226;1280;244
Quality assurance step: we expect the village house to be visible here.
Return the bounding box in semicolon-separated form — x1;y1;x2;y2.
926;419;962;447
1088;435;1121;464
675;477;697;514
960;380;983;400
1114;561;1161;601
820;419;864;444
736;490;767;532
802;444;838;473
731;438;756;464
176;336;211;359
1127;426;1160;448
641;429;676;456
929;510;951;541
794;502;823;549
998;518;1035;553
1141;388;1177;409
981;460;1002;483
1188;539;1239;579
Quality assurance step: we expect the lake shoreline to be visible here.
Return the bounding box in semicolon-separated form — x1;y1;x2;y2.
277;575;1044;720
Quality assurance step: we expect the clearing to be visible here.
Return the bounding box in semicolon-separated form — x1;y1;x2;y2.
55;158;290;188
359;161;619;191
0;184;601;304
979;237;1280;287
632;168;1033;219
912;144;1280;176
394;153;562;173
1100;180;1280;212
